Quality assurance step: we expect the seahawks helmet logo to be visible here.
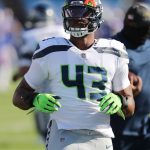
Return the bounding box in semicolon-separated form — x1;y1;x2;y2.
65;0;101;7
84;0;96;7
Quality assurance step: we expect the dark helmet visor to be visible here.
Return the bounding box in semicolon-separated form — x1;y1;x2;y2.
63;6;94;18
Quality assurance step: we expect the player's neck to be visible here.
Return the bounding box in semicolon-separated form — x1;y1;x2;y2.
70;33;95;50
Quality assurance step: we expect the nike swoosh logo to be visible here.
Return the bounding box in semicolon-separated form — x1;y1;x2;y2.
106;145;112;149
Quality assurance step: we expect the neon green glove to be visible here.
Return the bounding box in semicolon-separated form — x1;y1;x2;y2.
33;94;61;113
117;109;125;120
99;93;125;119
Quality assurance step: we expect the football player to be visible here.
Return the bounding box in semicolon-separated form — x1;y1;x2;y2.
13;0;135;150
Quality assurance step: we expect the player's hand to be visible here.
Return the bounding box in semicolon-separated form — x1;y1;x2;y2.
128;72;142;97
99;93;123;115
33;94;61;113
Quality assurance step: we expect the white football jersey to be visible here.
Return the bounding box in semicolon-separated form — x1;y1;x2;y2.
25;37;130;137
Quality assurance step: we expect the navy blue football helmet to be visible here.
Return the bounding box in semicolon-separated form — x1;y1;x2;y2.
62;0;103;37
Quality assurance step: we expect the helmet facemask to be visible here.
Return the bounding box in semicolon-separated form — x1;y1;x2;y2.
62;1;103;37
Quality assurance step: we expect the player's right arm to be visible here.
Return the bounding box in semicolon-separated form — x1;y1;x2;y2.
13;40;61;112
13;78;37;110
13;50;48;110
13;78;61;112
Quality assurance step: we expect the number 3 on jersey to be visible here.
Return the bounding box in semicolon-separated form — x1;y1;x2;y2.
61;65;108;100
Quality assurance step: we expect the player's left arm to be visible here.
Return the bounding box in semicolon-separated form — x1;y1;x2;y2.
112;61;135;117
99;86;135;118
115;85;135;117
111;41;135;117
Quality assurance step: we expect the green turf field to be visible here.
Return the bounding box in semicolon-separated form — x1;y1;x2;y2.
0;81;44;150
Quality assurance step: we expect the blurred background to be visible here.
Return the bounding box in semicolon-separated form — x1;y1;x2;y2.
0;0;149;150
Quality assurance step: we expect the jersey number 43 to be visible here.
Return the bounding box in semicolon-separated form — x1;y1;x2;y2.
61;65;108;101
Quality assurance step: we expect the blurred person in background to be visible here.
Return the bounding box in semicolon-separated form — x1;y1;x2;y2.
13;1;68;81
12;1;69;142
111;2;150;150
0;7;22;92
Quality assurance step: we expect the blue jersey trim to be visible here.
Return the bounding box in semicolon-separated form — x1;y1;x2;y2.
33;45;71;59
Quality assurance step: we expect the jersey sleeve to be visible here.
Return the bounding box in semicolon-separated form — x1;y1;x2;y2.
112;40;130;92
112;54;130;92
24;40;49;90
24;58;49;90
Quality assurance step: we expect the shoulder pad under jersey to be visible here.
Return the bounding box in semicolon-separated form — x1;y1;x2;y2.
94;38;128;59
32;37;71;59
